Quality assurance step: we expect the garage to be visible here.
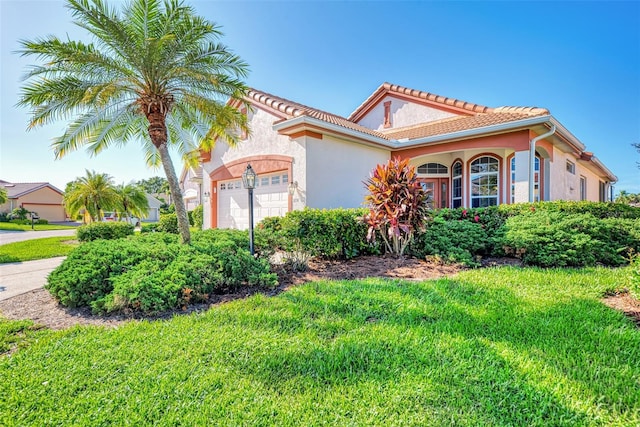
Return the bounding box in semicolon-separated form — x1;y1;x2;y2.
217;171;289;229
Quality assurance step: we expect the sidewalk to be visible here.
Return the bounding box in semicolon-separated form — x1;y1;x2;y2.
0;257;65;301
0;229;77;245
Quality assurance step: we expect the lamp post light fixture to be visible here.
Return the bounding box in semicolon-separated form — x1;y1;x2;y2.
242;163;257;255
287;181;298;196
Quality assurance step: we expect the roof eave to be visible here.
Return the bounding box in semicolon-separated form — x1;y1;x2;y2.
578;155;618;182
392;115;554;149
272;116;392;149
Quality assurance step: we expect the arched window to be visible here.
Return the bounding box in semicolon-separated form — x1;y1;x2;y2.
510;156;540;203
470;156;499;208
417;163;448;174
451;161;463;208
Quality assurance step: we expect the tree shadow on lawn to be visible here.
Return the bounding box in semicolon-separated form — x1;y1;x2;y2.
216;276;639;425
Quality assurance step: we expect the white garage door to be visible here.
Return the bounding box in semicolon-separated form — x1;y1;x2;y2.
217;172;289;229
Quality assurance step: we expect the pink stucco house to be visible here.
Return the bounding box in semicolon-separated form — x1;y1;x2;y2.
199;83;617;230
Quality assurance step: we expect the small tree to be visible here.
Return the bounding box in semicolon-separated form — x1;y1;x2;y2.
64;170;119;223
115;183;149;222
136;177;168;194
363;158;430;256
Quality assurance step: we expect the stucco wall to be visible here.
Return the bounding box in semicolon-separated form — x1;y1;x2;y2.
578;161;608;201
201;107;307;228
356;95;457;131
549;148;578;201
305;135;390;209
14;187;65;221
180;168;201;211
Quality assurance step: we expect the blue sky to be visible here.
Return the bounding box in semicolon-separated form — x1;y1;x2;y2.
1;0;638;193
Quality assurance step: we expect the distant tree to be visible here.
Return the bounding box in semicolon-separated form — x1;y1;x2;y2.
615;190;640;204
0;187;7;205
634;143;640;169
136;177;168;194
18;0;249;244
64;170;118;223
114;183;149;221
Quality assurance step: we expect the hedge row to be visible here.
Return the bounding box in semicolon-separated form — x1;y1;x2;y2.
259;208;378;260
260;202;640;268
47;230;276;314
76;222;134;242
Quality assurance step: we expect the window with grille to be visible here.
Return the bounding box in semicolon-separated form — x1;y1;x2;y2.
417;163;448;175
470;156;499;208
451;161;462;208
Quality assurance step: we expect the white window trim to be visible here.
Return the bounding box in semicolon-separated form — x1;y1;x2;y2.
470;156;500;208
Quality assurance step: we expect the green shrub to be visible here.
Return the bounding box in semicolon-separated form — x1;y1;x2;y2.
158;213;178;234
10;207;30;220
192;204;203;229
76;221;134;242
411;217;489;266
496;200;640;219
46;237;173;308
36;219;49;224
47;231;277;314
497;211;638;267
262;208;376;260
140;223;160;233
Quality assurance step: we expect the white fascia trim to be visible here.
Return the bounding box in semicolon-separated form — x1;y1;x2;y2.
589;156;618;182
272;116;392;146
396;116;553;148
273;114;589;154
547;117;586;152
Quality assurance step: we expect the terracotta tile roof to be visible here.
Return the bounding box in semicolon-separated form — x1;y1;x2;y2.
246;89;390;140
246;84;550;143
0;181;62;198
349;82;494;120
381;110;549;141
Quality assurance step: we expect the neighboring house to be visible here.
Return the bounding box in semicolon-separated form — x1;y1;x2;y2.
200;82;617;230
0;179;66;222
143;193;162;222
179;165;203;211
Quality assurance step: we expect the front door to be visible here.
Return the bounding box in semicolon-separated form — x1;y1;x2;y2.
420;178;449;209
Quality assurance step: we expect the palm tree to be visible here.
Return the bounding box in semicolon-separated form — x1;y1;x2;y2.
18;0;249;244
115;183;149;222
64;170;119;223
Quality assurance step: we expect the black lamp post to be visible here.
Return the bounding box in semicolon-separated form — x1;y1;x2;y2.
242;163;257;255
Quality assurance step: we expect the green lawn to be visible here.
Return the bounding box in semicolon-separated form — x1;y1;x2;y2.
0;223;78;231
0;236;79;263
1;267;638;426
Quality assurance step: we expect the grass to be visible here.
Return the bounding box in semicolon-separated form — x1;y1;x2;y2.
0;237;79;263
0;223;78;231
1;267;639;426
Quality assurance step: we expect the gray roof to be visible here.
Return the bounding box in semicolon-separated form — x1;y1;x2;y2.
146;193;163;208
0;180;63;198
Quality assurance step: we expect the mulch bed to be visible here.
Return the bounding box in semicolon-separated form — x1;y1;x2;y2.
1;255;638;330
602;291;640;327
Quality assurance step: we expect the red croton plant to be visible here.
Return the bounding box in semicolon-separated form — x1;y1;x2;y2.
363;157;430;256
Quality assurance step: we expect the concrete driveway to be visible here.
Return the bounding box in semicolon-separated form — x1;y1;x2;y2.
0;257;65;301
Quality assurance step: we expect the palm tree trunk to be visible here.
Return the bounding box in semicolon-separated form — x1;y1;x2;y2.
157;142;191;244
147;105;190;244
